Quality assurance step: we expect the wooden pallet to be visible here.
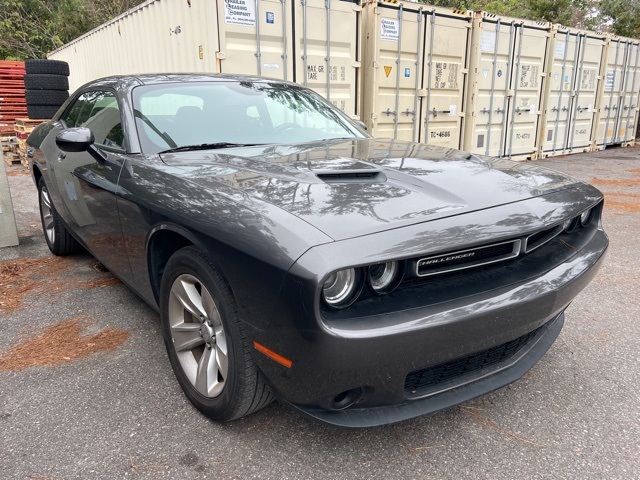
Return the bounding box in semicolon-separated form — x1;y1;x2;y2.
14;117;44;134
3;151;21;166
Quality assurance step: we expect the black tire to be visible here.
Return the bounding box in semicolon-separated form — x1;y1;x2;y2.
28;104;61;120
24;74;69;91
25;59;70;76
38;177;80;256
26;89;69;106
159;246;273;422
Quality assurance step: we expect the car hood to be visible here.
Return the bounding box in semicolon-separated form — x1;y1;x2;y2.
159;139;581;240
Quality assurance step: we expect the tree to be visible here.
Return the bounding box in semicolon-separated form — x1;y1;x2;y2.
599;0;640;38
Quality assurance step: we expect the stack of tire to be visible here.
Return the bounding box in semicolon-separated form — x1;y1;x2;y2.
24;59;70;120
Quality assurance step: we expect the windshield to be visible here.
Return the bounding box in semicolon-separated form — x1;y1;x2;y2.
131;80;368;154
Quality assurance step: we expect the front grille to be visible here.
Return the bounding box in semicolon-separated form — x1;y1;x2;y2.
414;239;520;277
404;324;544;396
524;224;563;252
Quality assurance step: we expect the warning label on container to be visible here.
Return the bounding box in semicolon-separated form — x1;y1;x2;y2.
580;68;596;91
480;31;496;53
384;66;392;77
519;65;539;89
554;40;566;59
434;62;459;89
225;0;256;26
381;18;400;42
604;70;615;92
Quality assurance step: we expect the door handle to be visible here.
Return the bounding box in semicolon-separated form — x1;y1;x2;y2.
57;152;66;161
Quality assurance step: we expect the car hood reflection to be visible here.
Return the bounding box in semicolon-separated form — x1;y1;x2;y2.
159;139;581;240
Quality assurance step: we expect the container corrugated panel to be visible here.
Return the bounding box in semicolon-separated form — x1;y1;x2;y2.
216;0;293;80
419;7;472;149
595;35;628;147
293;0;362;117
618;39;640;145
361;2;470;148
49;0;218;92
463;12;550;159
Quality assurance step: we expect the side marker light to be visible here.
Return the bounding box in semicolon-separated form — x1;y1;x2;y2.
253;341;293;368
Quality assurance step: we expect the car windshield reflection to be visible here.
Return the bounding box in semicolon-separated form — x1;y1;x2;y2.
132;81;368;154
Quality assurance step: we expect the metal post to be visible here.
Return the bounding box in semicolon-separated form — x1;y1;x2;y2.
301;0;308;86
255;0;262;76
281;0;288;80
412;8;423;143
623;43;640;142
485;19;502;156
564;34;582;149
325;0;331;102
569;34;587;149
506;23;523;158
552;31;570;153
424;10;436;143
604;39;622;146
393;5;404;139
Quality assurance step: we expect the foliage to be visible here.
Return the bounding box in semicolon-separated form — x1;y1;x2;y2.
599;0;640;38
0;0;140;60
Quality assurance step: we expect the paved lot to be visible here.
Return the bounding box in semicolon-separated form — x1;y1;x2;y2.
1;146;639;480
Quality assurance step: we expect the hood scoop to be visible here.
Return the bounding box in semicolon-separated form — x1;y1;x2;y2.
316;169;387;184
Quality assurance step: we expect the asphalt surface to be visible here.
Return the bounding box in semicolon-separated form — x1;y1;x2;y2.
1;146;639;480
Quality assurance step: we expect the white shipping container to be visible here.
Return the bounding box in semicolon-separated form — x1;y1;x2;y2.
537;27;607;158
361;1;470;149
596;36;640;147
463;12;550;159
49;0;361;117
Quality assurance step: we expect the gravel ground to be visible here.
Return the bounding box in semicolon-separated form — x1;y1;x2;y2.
1;146;639;480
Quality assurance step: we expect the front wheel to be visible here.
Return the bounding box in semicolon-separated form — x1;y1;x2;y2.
159;246;273;421
38;177;80;256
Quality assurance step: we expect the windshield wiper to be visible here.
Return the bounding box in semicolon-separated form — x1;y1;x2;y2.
159;142;264;154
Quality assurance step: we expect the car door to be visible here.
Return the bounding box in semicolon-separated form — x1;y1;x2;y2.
45;89;132;281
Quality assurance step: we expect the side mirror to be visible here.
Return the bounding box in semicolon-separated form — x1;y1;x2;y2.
355;120;368;131
55;127;94;153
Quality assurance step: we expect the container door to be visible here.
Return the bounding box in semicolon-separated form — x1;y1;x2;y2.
293;0;361;117
363;2;423;140
566;34;604;151
503;23;548;158
542;30;580;155
217;0;293;80
419;9;471;149
617;41;640;144
467;18;516;157
597;39;626;146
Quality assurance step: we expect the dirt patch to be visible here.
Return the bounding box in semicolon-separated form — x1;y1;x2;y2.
0;317;130;372
0;257;71;314
77;277;121;289
591;168;640;213
5;168;29;177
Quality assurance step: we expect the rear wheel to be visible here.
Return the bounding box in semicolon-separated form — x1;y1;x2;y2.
38;178;80;256
159;246;273;421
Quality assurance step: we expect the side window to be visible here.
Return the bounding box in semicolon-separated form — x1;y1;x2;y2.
62;90;124;149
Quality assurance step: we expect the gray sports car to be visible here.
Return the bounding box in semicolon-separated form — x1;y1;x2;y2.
27;74;608;427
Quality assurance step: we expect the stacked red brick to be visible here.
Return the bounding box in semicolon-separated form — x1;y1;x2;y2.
0;60;26;135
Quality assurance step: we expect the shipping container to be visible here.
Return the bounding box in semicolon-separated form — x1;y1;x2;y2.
537;27;606;157
595;35;640;147
463;12;551;159
49;0;361;117
361;1;471;149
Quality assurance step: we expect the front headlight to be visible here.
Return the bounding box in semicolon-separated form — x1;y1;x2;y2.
367;261;403;294
580;208;593;226
322;268;362;309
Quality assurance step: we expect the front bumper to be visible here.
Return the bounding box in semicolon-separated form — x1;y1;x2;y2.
249;200;608;427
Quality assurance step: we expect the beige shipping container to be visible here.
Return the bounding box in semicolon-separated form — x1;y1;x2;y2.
361;1;471;148
49;0;219;92
538;27;606;157
596;36;640;147
463;12;550;159
292;0;362;117
49;0;361;117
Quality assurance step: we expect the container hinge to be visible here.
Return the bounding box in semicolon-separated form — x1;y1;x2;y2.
352;4;362;12
371;113;378;120
352;61;361;68
417;89;428;97
383;108;397;117
373;61;379;69
216;52;227;60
